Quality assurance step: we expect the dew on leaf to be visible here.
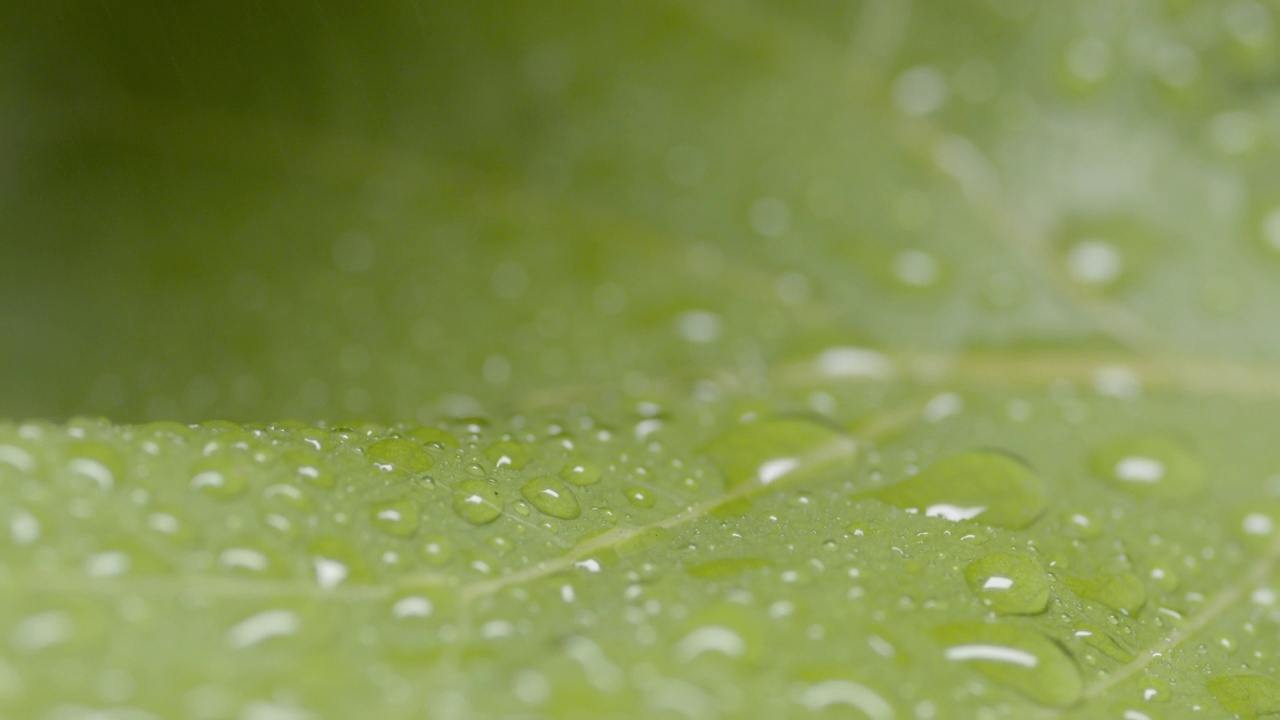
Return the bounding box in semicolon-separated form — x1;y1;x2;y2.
964;554;1051;615
369;497;421;538
520;476;581;520
561;461;603;486
703;416;854;491
934;621;1083;707
1065;571;1147;615
484;441;530;470
1071;621;1135;662
1207;674;1280;718
622;486;655;509
453;479;504;525
365;438;433;474
873;450;1046;529
1089;435;1203;499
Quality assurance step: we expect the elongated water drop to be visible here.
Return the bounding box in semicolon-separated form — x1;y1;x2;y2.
964;554;1050;615
874;450;1045;529
934;622;1082;707
520;476;581;520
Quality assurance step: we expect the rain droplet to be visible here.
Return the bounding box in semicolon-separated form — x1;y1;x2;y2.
703;416;854;491
453;479;504;525
520;476;581;520
873;450;1046;529
561;461;603;486
935;622;1082;707
1207;674;1280;717
1089;435;1203;499
1066;571;1146;614
484;441;530;470
964;554;1051;615
623;486;656;509
365;438;433;474
370;497;421;538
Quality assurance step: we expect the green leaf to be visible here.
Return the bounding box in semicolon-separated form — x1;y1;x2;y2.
6;1;1280;718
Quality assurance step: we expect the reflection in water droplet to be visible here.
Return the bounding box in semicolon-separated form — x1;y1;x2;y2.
520;476;581;520
703;417;854;491
1090;435;1202;499
453;479;504;525
935;622;1082;707
874;450;1045;529
964;554;1050;615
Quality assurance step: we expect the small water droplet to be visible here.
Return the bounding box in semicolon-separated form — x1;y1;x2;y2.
190;463;248;501
453;479;504;525
935;622;1082;707
520;476;581;520
1089;435;1203;499
964;554;1051;615
874;450;1045;529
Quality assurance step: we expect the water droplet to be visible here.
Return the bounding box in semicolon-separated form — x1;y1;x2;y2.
1208;674;1280;717
874;450;1045;529
190;463;247;501
484;441;529;470
703;416;854;491
520;476;581;520
1089;435;1203;499
365;438;433;474
421;536;453;566
623;486;656;509
935;622;1082;707
964;554;1050;615
1066;571;1146;614
453;479;504;525
226;609;301;649
561;461;602;486
370;497;421;538
1072;621;1135;662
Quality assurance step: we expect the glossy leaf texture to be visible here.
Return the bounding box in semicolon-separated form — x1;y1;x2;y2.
5;1;1280;718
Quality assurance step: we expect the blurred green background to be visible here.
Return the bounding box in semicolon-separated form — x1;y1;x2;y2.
5;0;1280;424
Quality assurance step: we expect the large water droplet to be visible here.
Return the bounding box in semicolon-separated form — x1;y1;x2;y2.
874;450;1045;529
964;554;1050;615
453;479;504;525
934;622;1082;707
703;416;854;491
365;438;433;474
1065;571;1146;614
520;476;581;520
1089;435;1202;499
1208;674;1280;717
622;486;656;509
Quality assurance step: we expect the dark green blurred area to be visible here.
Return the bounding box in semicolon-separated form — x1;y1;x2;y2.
5;1;1280;424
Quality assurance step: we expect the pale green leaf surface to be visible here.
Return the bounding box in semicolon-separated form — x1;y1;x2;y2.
5;1;1280;718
